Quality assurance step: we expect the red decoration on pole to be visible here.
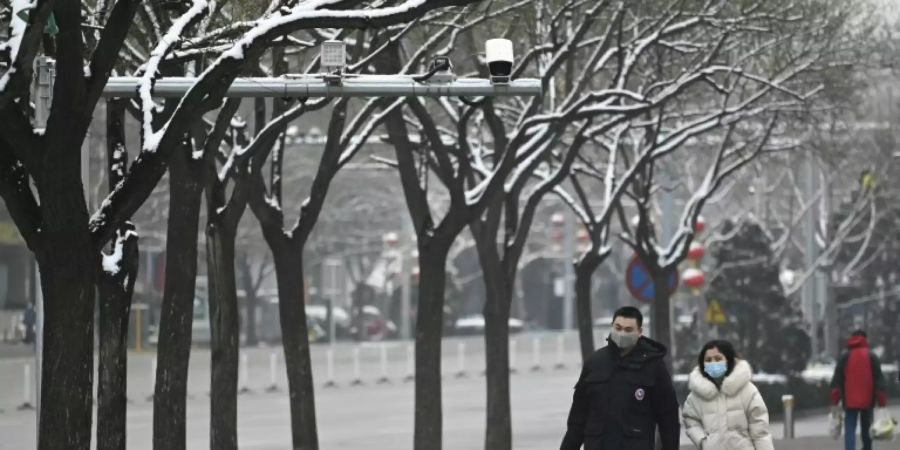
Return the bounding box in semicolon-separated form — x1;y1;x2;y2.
577;227;590;242
694;216;706;234
551;213;565;226
687;242;705;262
683;268;705;295
384;232;399;247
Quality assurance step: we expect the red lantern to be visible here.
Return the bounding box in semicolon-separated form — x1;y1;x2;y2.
687;242;705;262
577;226;590;242
682;268;705;294
551;213;565;226
694;216;706;234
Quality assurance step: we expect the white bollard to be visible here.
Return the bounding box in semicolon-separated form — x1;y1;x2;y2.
377;344;390;384
455;342;467;378
323;348;337;388
404;344;414;382
18;363;34;410
510;339;518;374
531;336;542;372
239;353;251;394
351;346;364;386
266;352;279;392
554;334;566;369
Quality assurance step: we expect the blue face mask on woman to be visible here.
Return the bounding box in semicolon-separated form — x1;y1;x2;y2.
704;361;728;379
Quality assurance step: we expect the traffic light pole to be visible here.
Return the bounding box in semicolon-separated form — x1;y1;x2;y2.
803;155;820;360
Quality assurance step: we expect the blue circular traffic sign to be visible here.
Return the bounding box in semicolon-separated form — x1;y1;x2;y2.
625;254;678;303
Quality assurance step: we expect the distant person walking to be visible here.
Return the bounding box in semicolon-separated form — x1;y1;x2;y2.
830;330;887;450
682;339;774;450
22;303;35;344
560;306;680;450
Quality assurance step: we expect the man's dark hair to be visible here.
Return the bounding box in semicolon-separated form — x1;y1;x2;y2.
851;330;867;338
612;306;643;328
697;339;738;381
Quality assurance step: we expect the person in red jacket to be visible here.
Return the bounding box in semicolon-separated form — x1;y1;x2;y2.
830;330;887;450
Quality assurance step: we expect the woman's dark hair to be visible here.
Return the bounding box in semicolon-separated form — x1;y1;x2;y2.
697;340;737;381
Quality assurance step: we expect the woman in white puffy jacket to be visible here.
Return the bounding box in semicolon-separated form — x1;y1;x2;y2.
682;340;774;450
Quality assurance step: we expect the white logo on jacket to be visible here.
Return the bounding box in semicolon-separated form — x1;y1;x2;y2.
635;388;645;401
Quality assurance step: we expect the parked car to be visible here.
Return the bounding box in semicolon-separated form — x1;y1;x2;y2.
350;305;397;341
453;314;524;335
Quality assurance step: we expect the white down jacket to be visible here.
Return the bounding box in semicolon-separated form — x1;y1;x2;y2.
682;360;774;450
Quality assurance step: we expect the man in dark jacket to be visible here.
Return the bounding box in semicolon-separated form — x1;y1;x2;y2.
830;330;887;450
560;306;680;450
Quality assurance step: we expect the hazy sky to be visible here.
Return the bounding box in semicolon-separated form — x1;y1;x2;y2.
872;0;900;23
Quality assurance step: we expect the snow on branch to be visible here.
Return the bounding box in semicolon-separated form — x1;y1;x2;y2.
102;226;139;275
659;117;779;268
338;98;404;166
138;0;211;152
0;0;46;95
783;190;880;296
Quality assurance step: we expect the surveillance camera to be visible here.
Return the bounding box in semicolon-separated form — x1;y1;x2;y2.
485;39;513;85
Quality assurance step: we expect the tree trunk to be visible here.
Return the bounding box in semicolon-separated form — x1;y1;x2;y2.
36;168;96;449
574;253;603;361
238;254;259;347
651;269;675;372
271;242;319;450
206;222;240;450
414;239;452;450
245;288;259;347
479;254;513;450
97;229;139;450
153;149;204;450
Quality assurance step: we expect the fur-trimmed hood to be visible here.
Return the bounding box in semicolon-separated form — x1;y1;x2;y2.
689;359;753;400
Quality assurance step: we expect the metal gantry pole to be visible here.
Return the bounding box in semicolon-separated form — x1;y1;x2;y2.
101;76;542;98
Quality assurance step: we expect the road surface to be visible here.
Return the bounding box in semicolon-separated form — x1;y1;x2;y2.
1;332;899;449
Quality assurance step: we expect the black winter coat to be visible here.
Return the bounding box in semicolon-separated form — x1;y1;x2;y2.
560;336;680;450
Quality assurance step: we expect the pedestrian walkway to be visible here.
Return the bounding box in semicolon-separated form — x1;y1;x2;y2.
681;436;900;449
0;342;33;359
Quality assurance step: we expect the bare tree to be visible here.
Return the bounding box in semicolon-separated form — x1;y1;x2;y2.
0;1;144;446
547;0;868;367
0;0;485;447
96;98;139;450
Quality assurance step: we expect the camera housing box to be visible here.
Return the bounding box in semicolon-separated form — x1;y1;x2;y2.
485;39;514;85
428;56;455;84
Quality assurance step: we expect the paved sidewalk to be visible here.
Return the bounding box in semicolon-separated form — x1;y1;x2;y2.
0;342;33;359
682;436;900;449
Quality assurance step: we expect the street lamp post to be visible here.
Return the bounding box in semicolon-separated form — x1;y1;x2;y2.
550;212;575;330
